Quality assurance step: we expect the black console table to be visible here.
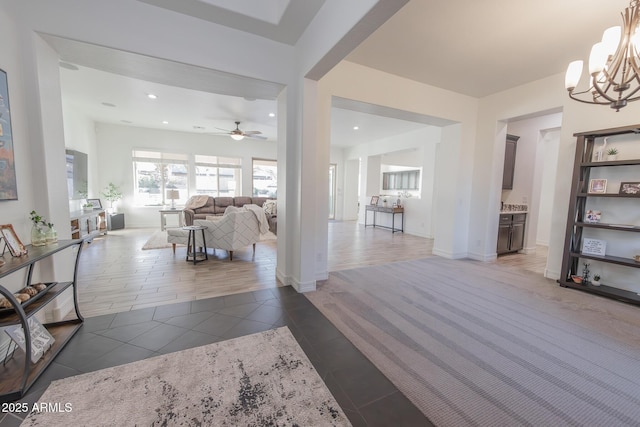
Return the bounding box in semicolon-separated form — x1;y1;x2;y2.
364;205;404;233
0;240;84;402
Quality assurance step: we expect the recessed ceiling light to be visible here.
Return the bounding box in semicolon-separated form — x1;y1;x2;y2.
101;102;116;107
268;113;275;118
193;125;205;130
162;120;169;124
147;94;157;100
353;126;359;130
59;62;79;71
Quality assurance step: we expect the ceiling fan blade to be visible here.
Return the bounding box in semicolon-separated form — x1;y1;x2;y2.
214;127;232;132
246;134;267;140
242;130;262;135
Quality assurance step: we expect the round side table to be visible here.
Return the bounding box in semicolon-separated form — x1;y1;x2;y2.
183;225;208;264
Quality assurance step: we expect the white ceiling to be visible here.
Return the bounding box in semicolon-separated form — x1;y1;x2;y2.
51;0;635;146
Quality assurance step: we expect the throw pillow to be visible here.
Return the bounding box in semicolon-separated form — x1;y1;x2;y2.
263;200;277;216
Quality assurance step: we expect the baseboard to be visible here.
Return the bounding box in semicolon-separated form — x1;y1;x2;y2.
467;251;497;262
291;277;316;293
520;246;537;255
432;248;467;259
545;268;560;280
276;269;290;287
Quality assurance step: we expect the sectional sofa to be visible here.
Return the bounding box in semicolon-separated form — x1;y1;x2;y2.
183;196;277;234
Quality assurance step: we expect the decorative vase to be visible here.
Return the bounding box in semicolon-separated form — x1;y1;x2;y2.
607;154;618;161
31;225;47;247
45;226;58;245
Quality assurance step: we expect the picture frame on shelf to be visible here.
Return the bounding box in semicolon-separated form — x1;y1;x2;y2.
86;198;102;209
0;224;27;257
582;238;607;256
370;196;379;206
588;179;607;194
618;182;640;196
584;210;601;223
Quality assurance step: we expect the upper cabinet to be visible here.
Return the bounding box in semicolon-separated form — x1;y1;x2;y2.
502;134;520;190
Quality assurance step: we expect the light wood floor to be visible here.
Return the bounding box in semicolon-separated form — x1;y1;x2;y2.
75;221;547;318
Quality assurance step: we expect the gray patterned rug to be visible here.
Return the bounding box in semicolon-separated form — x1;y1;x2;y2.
23;327;350;426
307;257;640;427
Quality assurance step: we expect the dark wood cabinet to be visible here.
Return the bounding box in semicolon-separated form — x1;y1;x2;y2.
502;134;519;190
497;213;526;255
559;124;640;305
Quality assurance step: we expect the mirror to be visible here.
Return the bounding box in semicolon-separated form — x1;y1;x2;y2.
66;149;88;200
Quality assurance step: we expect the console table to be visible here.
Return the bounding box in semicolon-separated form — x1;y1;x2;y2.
365;205;404;233
0;240;84;402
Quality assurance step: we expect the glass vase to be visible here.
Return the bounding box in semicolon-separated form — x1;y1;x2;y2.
31;225;47;247
45;226;58;245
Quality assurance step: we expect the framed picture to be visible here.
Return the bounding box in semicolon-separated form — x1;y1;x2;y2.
0;69;18;201
588;179;607;194
582;238;606;256
370;196;379;206
584;210;601;223
0;224;27;256
86;198;102;209
619;182;640;196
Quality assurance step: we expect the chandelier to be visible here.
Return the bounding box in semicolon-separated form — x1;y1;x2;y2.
565;0;640;111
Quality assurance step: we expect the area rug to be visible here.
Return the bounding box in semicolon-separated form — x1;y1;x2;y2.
22;327;350;427
141;230;175;250
307;257;640;427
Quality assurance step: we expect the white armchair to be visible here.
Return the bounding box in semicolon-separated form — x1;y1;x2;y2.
167;210;260;261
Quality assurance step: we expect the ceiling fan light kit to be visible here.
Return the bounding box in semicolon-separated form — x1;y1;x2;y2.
565;0;640;111
215;121;266;141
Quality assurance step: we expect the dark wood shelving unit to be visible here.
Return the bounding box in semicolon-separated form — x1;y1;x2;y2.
0;240;84;402
559;124;640;306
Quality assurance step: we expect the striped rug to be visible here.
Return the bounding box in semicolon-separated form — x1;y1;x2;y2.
307;257;640;426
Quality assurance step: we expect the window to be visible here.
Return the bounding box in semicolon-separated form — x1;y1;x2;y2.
253;158;277;198
133;150;189;206
195;155;242;197
382;170;421;191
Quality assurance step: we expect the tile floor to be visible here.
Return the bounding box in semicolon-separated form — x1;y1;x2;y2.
0;286;433;427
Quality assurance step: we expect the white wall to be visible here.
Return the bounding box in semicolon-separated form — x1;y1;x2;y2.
534;128;560;246
342;127;440;237
504;113;562;253
94;122;277;228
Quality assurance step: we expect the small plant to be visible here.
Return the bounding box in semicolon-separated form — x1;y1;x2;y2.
29;210;45;226
593;274;601;281
102;182;123;205
82;202;94;209
607;147;619;155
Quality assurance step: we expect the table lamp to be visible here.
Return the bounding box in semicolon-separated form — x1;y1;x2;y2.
166;189;179;210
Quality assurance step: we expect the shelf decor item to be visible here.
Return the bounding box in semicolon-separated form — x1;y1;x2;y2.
588;179;607;194
592;274;601;286
582;238;607;256
607;147;619;160
619;182;640;196
86;198;102;209
28;210;47;247
5;317;55;364
0;224;27;256
584;210;601;223
370;195;379;206
45;222;57;245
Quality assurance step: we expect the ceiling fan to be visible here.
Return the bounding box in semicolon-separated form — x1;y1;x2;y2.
214;121;266;141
